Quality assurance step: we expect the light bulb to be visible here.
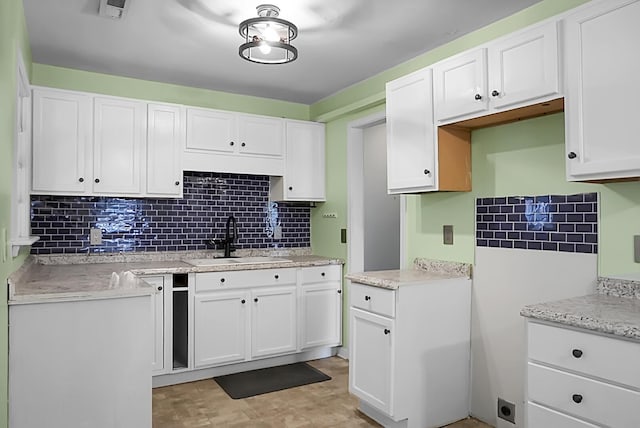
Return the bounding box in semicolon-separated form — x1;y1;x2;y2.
259;42;271;55
262;25;280;42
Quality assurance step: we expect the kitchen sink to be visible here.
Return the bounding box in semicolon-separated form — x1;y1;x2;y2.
184;256;291;266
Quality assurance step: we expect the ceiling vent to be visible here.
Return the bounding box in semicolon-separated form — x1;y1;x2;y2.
98;0;129;19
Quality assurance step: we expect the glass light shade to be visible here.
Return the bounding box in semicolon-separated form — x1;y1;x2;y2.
238;8;298;64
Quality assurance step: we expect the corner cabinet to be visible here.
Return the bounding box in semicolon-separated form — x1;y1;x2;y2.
270;120;326;202
184;107;284;176
386;68;471;194
563;0;640;181
433;21;560;124
348;278;471;428
31;87;184;197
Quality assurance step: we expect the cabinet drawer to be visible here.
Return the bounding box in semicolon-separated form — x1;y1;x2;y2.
528;321;640;389
350;282;395;318
301;265;341;283
528;362;640;428
527;402;599;428
195;268;296;292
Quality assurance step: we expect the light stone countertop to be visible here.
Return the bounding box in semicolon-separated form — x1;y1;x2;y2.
8;251;343;305
521;277;640;341
345;259;471;290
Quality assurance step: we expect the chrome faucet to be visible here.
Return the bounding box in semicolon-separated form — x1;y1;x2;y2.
223;215;238;257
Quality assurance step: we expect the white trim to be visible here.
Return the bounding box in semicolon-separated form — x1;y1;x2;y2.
336;346;349;360
346;111;406;274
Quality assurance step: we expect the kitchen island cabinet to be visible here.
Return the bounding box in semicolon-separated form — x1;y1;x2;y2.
346;263;472;428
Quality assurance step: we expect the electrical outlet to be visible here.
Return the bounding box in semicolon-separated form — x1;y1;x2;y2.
497;398;515;424
443;225;454;245
322;212;338;218
274;224;282;240
90;228;102;245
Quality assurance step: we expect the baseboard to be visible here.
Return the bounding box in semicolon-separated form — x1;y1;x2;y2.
336;346;349;360
152;346;338;388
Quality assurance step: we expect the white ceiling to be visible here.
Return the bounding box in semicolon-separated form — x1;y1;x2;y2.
24;0;541;104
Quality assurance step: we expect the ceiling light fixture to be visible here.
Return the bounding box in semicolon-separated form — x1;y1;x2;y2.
239;4;298;64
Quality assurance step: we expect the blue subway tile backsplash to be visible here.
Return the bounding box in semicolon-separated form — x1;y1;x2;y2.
476;193;598;254
30;172;310;254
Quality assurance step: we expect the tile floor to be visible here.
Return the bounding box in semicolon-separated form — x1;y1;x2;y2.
153;357;492;428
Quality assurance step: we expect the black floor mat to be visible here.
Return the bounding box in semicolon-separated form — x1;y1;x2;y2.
214;362;331;399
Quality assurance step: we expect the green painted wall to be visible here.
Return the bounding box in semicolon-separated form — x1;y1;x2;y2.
0;0;31;426
32;64;310;120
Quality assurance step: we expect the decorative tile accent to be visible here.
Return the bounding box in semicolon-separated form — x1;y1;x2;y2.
476;193;598;254
31;172;311;254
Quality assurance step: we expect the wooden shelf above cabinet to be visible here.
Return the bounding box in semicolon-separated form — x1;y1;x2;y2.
449;97;564;131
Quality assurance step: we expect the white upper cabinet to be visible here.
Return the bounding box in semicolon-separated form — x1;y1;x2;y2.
147;103;184;197
488;21;559;110
386;68;471;194
237;114;284;157
433;49;488;123
564;0;640;181
270;120;326;202
93;97;146;195
434;21;560;123
184;107;285;176
386;67;436;193
185;108;236;154
32;88;91;194
31;87;184;197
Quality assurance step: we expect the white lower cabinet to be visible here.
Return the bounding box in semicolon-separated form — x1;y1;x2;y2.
300;265;342;350
194;290;249;367
191;265;341;371
525;321;640;427
142;276;166;374
251;285;297;358
348;277;471;428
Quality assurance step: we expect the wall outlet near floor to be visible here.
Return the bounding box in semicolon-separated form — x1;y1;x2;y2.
90;228;103;245
322;212;338;218
497;397;515;424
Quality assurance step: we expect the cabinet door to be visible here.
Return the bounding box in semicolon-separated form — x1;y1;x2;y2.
147;103;184;197
284;120;326;201
93;97;146;194
251;285;297;358
32;89;91;194
143;276;165;373
386;68;436;193
300;282;342;349
194;291;249;367
564;0;640;180
433;49;488;122
185;107;236;154
488;21;559;110
349;307;394;415
237;115;284;157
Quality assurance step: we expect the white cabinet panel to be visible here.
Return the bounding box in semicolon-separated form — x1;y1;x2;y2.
433;49;488;122
185;107;236;153
386;68;436;193
564;0;640;180
251;285;297;358
270;120;326;202
93;97;146;195
147;103;184;197
32;89;91;194
143;276;166;373
488;21;559;109
194;290;249;367
238;114;284;157
300;285;341;349
349;307;394;415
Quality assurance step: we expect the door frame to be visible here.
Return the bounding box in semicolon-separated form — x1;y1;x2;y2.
346;110;407;275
